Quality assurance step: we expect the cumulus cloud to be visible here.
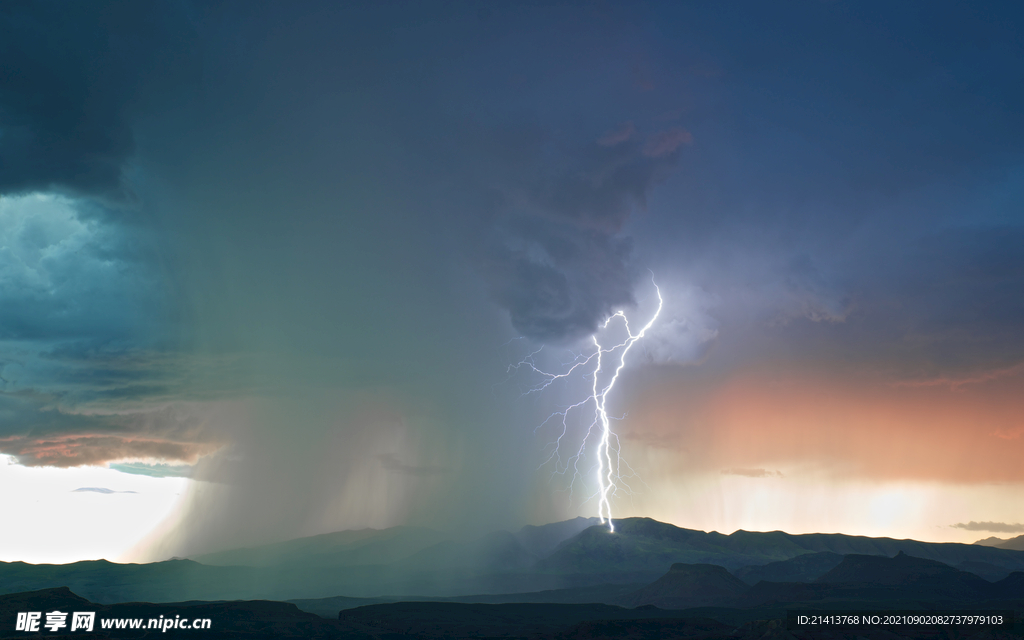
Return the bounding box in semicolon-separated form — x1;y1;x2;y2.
0;194;164;343
951;521;1024;533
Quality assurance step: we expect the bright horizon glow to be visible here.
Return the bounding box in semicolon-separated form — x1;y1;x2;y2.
0;456;191;564
1;449;1016;564
606;455;1024;546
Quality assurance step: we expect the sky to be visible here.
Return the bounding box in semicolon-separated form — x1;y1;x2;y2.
1;0;1023;563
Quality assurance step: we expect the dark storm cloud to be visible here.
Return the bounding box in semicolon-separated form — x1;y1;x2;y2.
480;220;635;342
0;1;195;198
475;124;692;342
0;1;202;470
0;0;1022;552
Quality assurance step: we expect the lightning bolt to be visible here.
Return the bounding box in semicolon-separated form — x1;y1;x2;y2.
507;278;663;533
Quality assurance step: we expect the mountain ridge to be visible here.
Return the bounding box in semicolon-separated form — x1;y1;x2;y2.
973;534;1024;551
5;517;1024;603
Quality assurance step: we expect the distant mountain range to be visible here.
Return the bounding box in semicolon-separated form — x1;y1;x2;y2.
974;534;1024;551
4;517;1024;605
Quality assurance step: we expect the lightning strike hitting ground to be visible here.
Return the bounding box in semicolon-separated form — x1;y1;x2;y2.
507;280;663;532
